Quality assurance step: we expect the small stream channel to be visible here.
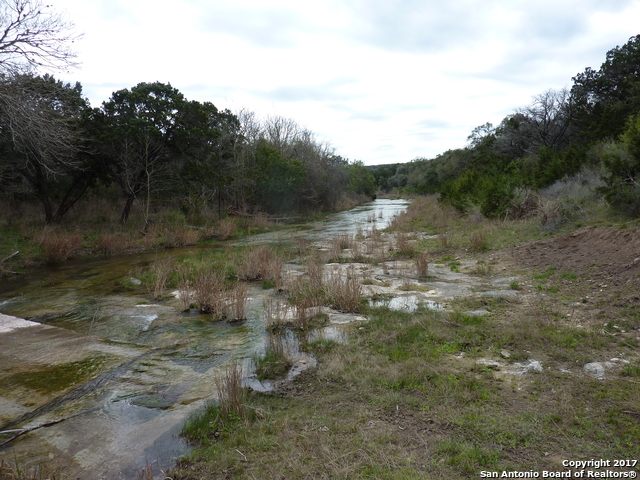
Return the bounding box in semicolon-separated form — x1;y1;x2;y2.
0;199;410;479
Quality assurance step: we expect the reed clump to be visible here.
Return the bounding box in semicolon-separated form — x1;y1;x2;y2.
325;266;363;313
415;252;429;277
151;257;174;299
163;225;202;247
38;228;83;262
227;282;249;321
215;218;237;240
394;231;415;257
238;245;283;285
192;270;226;317
469;231;489;252
176;265;193;311
214;361;246;419
263;297;293;331
0;459;63;480
440;231;453;248
190;270;249;321
96;232;133;254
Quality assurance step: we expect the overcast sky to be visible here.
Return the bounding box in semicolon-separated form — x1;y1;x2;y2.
54;0;640;165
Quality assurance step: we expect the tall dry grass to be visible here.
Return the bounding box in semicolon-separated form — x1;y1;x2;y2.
150;257;174;299
292;235;308;256
227;282;249;321
214;362;246;419
439;231;453;248
163;225;202;247
469;231;489;252
238;246;283;284
325;266;363;313
0;459;62;480
242;213;273;229
38;229;84;263
388;195;458;233
176;265;193;311
415;252;429;277
215;218;237;240
305;257;324;290
292;296;323;330
394;231;415;256
254;332;293;380
263;297;292;331
96;232;133;254
193;271;226;316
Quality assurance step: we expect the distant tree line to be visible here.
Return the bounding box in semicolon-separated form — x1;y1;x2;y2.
0;1;377;225
0;77;376;224
376;34;640;218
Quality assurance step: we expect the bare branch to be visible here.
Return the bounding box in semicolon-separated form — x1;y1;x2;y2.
0;0;82;74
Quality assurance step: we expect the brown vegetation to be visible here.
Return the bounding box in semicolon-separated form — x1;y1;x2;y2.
214;362;246;419
37;228;83;262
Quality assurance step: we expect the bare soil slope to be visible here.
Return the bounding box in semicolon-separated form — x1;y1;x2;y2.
511;226;640;286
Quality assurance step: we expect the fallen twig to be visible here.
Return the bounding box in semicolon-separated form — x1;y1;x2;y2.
0;251;19;263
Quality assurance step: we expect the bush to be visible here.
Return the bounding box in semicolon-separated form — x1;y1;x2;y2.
600;115;640;216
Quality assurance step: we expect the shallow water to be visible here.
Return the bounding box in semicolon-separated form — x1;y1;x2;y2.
0;198;409;479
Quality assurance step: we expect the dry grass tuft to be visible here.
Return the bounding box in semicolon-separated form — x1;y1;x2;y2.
0;460;63;480
239;246;283;284
176;265;193;311
215;218;237;240
150;257;174;299
96;232;133;254
254;332;294;380
292;235;308;255
469;231;489;252
305;257;324;290
193;270;226;316
163;225;202;247
214;361;246;419
38;228;83;262
325;266;363;313
239;213;273;230
263;297;292;331
439;231;453;248
415;252;429;277
394;232;415;256
227;282;249;321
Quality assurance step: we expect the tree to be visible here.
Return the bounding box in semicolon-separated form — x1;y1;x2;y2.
467;122;495;149
176;100;240;219
347;161;376;198
571;35;640;140
0;73;88;223
253;139;305;213
515;88;575;151
599;113;640;216
102;82;189;224
0;0;81;74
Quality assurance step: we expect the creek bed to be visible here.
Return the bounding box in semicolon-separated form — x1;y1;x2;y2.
0;199;409;478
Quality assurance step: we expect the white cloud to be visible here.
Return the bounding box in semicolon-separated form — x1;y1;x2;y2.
52;0;640;165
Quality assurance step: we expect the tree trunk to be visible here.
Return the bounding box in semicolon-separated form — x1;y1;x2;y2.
120;195;136;224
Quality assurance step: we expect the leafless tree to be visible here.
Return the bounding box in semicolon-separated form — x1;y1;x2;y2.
0;73;85;222
263;115;300;157
516;88;576;151
0;0;81;73
0;74;80;173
